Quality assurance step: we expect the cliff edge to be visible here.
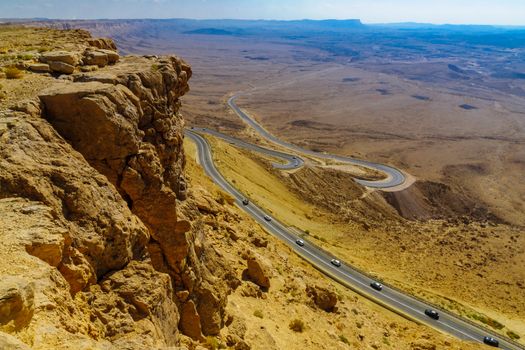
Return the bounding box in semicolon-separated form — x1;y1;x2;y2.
0;26;231;349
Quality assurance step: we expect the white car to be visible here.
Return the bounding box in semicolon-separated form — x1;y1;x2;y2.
263;215;272;222
330;259;341;267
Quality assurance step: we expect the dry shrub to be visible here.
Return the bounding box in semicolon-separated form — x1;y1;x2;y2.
289;318;305;332
4;66;24;79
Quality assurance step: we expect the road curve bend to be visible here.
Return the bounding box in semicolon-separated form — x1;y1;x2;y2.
227;95;406;188
186;129;523;350
190;127;305;170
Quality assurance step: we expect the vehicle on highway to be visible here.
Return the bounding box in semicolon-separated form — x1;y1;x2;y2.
483;336;499;347
263;215;272;222
330;259;341;267
424;309;440;320
295;239;305;246
370;282;383;291
242;199;249;205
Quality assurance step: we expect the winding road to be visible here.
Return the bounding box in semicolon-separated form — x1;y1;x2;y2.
184;93;523;349
227;94;406;188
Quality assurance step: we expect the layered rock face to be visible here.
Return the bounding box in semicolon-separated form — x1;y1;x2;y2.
0;37;230;349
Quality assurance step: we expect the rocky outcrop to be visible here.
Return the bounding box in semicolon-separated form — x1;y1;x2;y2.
87;37;118;50
28;63;50;73
40;51;81;66
1;36;231;349
48;61;75;74
245;255;271;289
306;285;338;312
31;37;120;75
0;276;35;332
38;57;193;280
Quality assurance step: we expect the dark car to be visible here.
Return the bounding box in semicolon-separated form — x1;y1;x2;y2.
330;259;341;267
242;199;249;205
370;282;383;291
263;215;272;222
296;239;305;246
424;309;439;320
483;336;499;347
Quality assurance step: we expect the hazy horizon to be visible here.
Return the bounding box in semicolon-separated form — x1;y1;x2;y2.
1;0;524;26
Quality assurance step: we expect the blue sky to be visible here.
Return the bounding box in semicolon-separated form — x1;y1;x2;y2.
1;0;524;25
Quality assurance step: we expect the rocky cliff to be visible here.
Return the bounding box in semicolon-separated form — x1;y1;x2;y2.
0;29;232;349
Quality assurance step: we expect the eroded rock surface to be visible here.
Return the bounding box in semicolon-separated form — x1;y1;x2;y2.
245;255;272;289
306;285;338;312
0;33;231;349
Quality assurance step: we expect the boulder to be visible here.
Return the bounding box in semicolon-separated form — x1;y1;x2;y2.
251;236;268;248
48;61;75;74
246;256;271;289
180;300;204;341
0;276;34;331
306;285;338;311
41;51;79;66
97;49;120;64
87;37;117;50
28;63;50;73
39;81;143;168
83;50;108;68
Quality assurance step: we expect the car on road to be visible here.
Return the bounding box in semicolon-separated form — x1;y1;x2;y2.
424;309;439;320
263;215;272;222
330;259;341;267
370;282;383;291
483;336;499;347
242;199;249;205
295;239;305;246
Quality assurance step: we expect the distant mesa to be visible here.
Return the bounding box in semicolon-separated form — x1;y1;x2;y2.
342;77;360;82
448;64;466;74
183;28;238;36
411;95;430;101
492;71;525;80
244;56;270;61
459;104;478;110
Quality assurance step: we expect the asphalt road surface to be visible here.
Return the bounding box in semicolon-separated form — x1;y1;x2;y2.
190;127;304;170
186;129;523;350
227;95;406;188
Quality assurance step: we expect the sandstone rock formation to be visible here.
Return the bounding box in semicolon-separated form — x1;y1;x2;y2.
306;285;338;312
28;63;50;73
0;33;231;349
28;38;120;76
87;37;118;50
245;255;272;289
48;61;75;74
40;51;81;66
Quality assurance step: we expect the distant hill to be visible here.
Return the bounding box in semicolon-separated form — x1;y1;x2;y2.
183;28;238;35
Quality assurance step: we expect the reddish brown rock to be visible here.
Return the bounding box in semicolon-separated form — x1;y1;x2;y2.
40;51;80;66
246;256;271;289
87;37;117;50
180;300;204;341
48;61;75;74
306;285;338;312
